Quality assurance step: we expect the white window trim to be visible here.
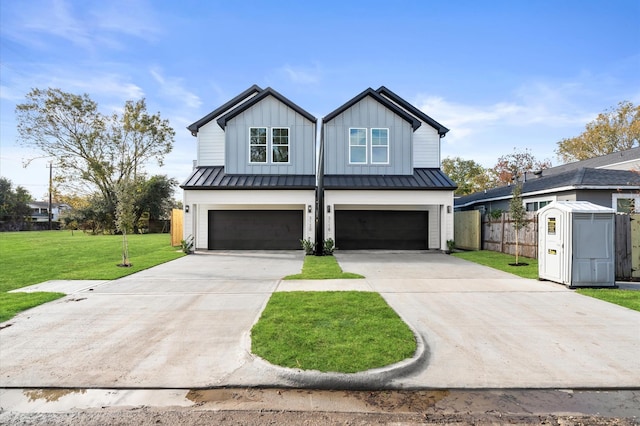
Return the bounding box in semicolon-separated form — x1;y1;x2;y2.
524;195;556;212
349;127;367;164
249;127;267;164
612;193;640;213
271;127;290;164
370;127;389;165
249;126;292;165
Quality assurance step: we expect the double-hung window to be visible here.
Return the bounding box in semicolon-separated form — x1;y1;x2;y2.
371;128;389;164
271;128;289;163
349;128;367;164
250;127;289;164
250;127;267;163
349;128;389;164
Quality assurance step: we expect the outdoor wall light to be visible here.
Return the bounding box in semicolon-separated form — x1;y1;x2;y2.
308;205;312;213
185;205;190;213
327;205;331;213
447;205;452;213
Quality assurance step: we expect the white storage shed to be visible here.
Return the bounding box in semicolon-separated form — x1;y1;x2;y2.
538;201;615;288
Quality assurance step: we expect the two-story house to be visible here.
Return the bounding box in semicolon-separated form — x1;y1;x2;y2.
182;85;456;251
182;86;317;249
321;87;456;250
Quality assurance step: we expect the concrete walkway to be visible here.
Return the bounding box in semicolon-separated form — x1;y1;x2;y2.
1;251;639;389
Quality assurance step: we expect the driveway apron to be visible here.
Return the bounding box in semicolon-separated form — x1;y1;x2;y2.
335;252;640;388
0;251;304;388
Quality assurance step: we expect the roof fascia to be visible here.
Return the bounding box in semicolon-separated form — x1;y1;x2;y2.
376;86;449;136
187;84;262;135
216;87;316;129
323;88;421;130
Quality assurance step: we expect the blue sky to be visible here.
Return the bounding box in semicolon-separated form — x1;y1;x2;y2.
1;0;639;199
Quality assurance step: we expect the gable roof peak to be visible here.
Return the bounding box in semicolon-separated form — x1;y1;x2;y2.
323;87;421;130
376;86;449;136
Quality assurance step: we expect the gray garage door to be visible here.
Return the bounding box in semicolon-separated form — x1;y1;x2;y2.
335;210;428;250
208;210;303;250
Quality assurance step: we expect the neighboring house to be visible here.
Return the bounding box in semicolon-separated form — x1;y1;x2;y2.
182;85;456;251
28;201;71;222
181;86;317;250
321;87;456;250
455;148;640;214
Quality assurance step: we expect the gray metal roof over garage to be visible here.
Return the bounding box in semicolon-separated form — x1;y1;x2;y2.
181;166;316;189
324;168;457;190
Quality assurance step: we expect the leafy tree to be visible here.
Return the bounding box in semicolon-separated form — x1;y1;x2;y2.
0;177;33;229
509;182;527;265
556;101;640;163
133;175;177;229
16;88;175;206
114;179;136;266
442;156;497;195
494;148;551;185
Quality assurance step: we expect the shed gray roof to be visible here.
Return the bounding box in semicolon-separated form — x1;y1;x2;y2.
323;88;422;130
376;86;449;136
217;87;316;129
187;85;262;135
324;168;457;190
181;166;316;189
455;167;640;208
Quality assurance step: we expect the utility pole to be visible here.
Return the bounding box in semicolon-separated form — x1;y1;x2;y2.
48;161;53;230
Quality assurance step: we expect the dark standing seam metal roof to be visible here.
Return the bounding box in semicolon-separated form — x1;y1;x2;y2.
455;167;640;208
181;166;316;189
187;84;262;135
322;88;422;130
324;168;457;190
376;86;449;136
217;87;316;129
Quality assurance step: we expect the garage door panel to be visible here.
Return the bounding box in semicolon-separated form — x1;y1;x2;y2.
336;210;428;250
208;210;302;250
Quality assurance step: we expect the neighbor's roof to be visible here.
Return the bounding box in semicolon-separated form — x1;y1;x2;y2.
455;167;640;208
181;166;316;189
376;86;449;136
324;168;457;190
323;88;422;130
524;147;640;179
217;87;316;129
187;84;262;135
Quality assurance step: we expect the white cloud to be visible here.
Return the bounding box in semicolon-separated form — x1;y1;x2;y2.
150;68;202;110
281;64;322;85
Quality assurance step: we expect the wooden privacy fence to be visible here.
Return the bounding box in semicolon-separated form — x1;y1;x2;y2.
170;208;183;247
482;212;538;259
454;211;640;280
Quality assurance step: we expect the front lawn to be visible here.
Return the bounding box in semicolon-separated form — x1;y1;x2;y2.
284;255;363;280
452;250;538;279
576;288;640;312
251;291;416;373
0;231;184;321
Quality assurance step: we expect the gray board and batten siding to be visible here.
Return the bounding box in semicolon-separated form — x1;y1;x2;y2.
323;96;416;176
221;95;316;175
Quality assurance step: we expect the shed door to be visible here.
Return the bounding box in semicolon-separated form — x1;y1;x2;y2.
208;210;302;250
542;212;563;282
335;210;428;250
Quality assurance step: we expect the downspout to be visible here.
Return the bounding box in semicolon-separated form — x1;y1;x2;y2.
315;119;325;255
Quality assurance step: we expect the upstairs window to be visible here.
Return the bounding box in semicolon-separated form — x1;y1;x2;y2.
272;128;289;163
371;128;389;164
250;127;267;163
349;128;367;164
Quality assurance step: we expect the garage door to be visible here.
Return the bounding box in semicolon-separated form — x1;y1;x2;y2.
208;210;303;250
335;210;428;250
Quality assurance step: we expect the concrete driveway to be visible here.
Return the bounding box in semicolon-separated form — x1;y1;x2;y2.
1;250;639;389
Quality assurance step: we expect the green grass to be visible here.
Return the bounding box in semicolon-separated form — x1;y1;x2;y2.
576;288;640;312
452;250;539;279
284;255;364;280
0;231;184;321
251;291;416;373
0;292;66;323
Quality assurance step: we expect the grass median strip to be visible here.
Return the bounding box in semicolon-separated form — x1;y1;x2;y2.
284;255;364;280
576;288;640;312
452;250;538;279
251;291;416;373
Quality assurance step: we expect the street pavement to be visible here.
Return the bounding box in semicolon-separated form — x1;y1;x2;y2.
1;250;639;390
